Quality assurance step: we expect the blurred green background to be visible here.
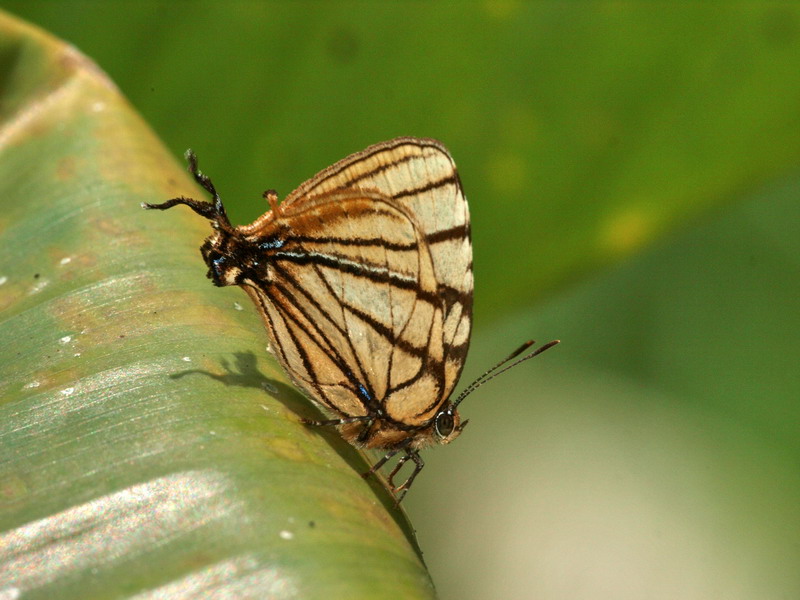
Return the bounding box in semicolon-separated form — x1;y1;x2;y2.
4;2;799;598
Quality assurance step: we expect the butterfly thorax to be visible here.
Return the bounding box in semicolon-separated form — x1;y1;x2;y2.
340;404;465;451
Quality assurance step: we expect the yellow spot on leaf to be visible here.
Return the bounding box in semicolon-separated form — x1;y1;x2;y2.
599;209;653;256
484;0;522;20
487;152;527;196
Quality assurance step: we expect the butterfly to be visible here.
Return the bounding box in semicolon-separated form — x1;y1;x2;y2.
144;137;558;502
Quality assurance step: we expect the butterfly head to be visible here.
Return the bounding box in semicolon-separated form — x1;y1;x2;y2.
431;404;469;445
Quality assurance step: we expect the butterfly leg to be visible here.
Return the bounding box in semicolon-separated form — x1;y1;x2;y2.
301;415;378;447
362;445;423;503
363;447;402;477
387;450;424;503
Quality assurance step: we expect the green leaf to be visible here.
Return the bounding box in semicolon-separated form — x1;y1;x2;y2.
5;4;800;324
3;6;799;599
411;174;800;598
0;14;433;599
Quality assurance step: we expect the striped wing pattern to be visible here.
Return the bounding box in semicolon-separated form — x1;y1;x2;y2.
243;190;447;426
236;138;473;432
283;138;473;398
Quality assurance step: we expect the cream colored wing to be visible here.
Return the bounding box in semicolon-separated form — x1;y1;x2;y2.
243;190;448;426
284;138;472;397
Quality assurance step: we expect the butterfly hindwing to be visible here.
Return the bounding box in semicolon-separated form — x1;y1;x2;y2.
242;189;446;426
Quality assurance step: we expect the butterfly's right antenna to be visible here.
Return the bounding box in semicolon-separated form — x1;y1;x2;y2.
452;339;560;409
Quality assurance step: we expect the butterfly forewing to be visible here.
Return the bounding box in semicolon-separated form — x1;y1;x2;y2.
283;138;473;398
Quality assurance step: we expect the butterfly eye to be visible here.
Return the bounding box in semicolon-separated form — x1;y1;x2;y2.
434;411;455;439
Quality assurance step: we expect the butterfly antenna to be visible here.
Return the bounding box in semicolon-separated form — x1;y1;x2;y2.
463;340;535;391
452;340;560;409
